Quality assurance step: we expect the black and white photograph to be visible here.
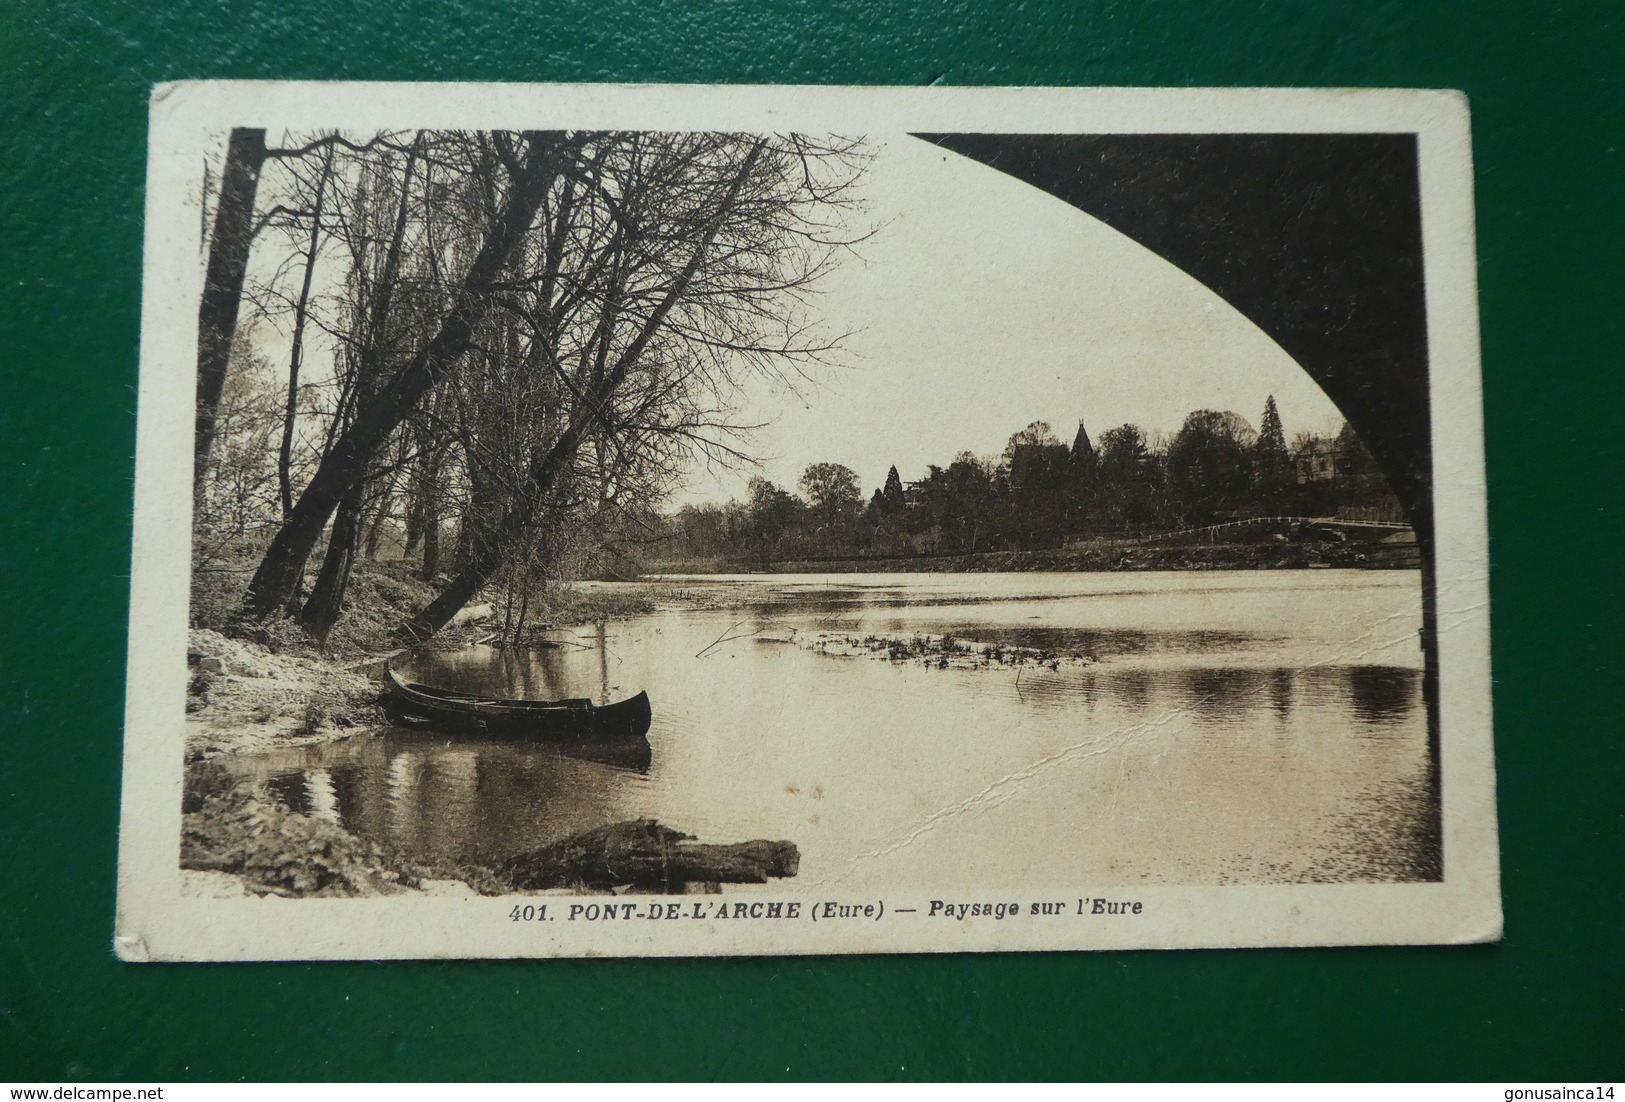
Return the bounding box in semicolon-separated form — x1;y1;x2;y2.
115;84;1498;960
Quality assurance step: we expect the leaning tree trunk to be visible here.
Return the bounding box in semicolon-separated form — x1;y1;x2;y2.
402;490;424;557
394;433;579;646
297;479;368;641
361;487;393;560
420;491;443;580
239;132;567;622
396;516;516;644
195;128;268;491
392;142;768;645
277;143;333;517
362;437;408;560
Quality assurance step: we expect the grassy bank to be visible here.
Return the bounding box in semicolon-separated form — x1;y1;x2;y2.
186;561;659;760
189;559;446;758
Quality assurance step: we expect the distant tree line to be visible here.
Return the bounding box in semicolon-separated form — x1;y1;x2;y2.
658;397;1404;565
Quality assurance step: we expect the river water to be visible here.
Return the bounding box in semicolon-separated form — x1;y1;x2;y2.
212;569;1438;888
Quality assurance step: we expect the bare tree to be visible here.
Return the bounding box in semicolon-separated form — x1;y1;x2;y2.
297;136;429;639
194;129;268;490
194;127;867;644
193;330;283;559
239;131;576;622
275;141;336;517
195;128;390;491
394;131;868;642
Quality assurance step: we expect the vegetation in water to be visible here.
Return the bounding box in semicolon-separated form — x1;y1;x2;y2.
182;774;797;899
182;780;424;897
796;630;1086;672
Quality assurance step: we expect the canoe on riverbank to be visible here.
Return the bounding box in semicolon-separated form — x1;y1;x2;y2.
382;664;652;742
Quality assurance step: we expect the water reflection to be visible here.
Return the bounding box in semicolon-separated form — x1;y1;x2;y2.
1181;668;1268;728
1102;668;1152;712
304;768;340;825
200;571;1436;886
405;636;620;706
1268;669;1294;721
204;733;650;867
262;772;311;815
215;659;1425;876
1348;666;1420;727
329;764;365;833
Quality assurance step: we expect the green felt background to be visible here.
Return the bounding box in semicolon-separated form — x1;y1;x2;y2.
2;0;1621;1082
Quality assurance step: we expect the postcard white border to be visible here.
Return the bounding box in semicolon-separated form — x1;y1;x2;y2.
116;83;1497;961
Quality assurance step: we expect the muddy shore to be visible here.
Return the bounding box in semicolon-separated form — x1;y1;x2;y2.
185;566;660;760
181;566;674;896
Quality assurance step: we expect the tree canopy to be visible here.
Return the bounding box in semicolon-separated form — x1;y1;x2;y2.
656;407;1404;567
193;127;870;642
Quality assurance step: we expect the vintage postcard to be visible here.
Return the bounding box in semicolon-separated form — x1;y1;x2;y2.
115;83;1498;960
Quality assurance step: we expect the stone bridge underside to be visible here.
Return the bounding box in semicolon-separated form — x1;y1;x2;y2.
920;132;1442;866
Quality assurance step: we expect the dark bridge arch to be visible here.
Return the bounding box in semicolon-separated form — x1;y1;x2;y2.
917;133;1429;529
918;132;1441;874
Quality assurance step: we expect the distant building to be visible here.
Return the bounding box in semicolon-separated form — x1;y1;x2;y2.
1070;420;1097;477
1294;439;1338;483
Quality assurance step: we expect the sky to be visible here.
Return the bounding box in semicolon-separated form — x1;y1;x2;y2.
672;134;1345;506
232;131;1346;509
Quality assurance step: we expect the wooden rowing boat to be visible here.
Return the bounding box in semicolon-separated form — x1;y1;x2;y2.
382;663;653;742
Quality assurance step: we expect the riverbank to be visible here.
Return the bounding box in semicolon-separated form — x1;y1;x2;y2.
181;777;797;899
182;562;675;896
645;537;1416;576
185;628;385;758
186;561;657;760
187;559;458;759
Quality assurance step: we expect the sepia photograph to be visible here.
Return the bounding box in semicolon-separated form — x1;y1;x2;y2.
116;84;1498;960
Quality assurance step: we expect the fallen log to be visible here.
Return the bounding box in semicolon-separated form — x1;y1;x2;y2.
497;819;799;893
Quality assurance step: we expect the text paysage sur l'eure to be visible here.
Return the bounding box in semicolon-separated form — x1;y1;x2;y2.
509;898;1144;923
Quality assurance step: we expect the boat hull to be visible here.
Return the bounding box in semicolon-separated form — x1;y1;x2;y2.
383;666;653;742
